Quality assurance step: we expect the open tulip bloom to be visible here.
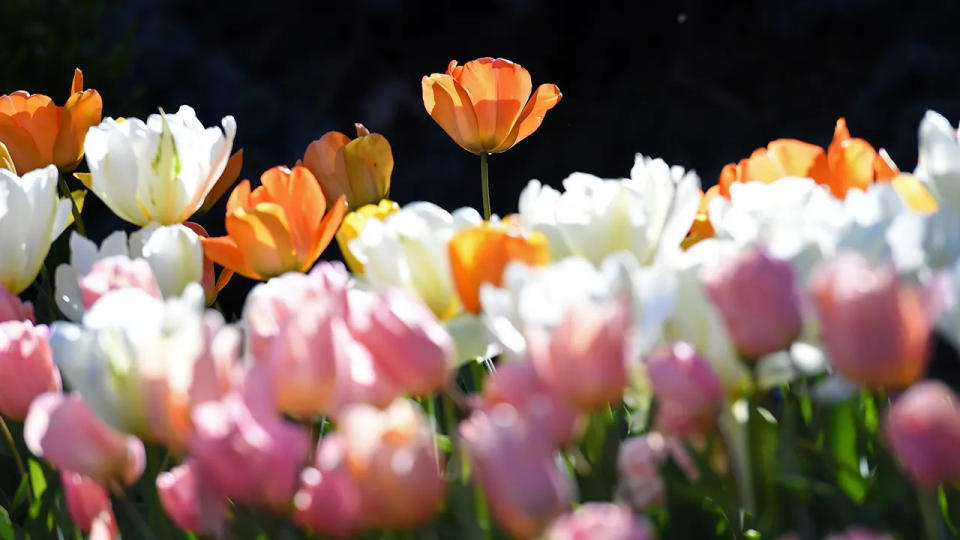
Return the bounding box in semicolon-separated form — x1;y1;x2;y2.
2;58;960;540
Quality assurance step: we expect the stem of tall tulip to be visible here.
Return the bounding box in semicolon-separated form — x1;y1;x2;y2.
918;488;947;540
479;152;491;220
0;416;31;504
58;174;86;236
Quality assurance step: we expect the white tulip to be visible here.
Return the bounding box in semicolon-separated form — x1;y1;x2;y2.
0;165;71;294
83;105;236;226
916;110;960;211
55;224;203;320
517;154;701;266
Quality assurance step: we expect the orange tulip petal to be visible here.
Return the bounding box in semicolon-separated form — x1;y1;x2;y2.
497;83;562;152
302;131;351;208
200;149;244;213
225;179;253;215
201;235;256;280
832;117;851;143
873;148;900;181
422;74;482;153
54;89;102;171
260;166;327;256
0;114;42;174
717;162;740;197
304;194;347;271
891;174;939;215
71;69;84;95
226;202;297;279
741;148;787;184
342;132;393;208
767;139;827;179
456;58;532;150
827;137;876;197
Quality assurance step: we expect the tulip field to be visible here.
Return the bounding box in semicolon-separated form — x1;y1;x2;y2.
1;56;960;539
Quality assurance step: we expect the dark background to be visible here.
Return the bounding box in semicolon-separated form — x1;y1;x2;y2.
3;0;960;316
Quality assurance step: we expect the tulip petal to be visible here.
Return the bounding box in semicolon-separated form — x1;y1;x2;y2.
302;131;351;208
873;147;900;180
55;89;103;171
498;83;562;152
226;202;297;279
767;139;828;179
260;166;327;257
456;58;532;150
891;174;939;214
199;149;243;213
200;235;255;282
422;74;482;153
0;142;14;173
0;113;43;174
71;69;84;95
342;133;393;208
304;195;347;271
225;179;252;215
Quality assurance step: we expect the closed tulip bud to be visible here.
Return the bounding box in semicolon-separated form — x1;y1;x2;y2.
24;392;145;488
0;285;34;323
188;389;310;511
60;471;118;538
616;432;696;510
702;248;803;358
479;361;580;446
647;342;724;434
302;123;393;210
884;381;960;488
129;223;204;298
811;253;930;389
0;321;60;420
544;503;655;540
157;459;223;535
294;436;365;537
78;255;161;310
339;399;445;529
460;405;574;538
528;301;631;411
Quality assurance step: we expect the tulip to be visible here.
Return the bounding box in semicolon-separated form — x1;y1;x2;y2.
544;503;655;540
55;231;130;320
60;471;118;538
702;248;803;358
24;392;145;487
884;381;960;488
0;68;102;173
0;142;14;172
181;221;234;304
917;110;960;211
157;459;223;534
335;199;400;274
646;342;724;434
128;223;204;297
0;165;71;294
202;165;346;280
83;105;236;225
460;405;574;538
824;528;895;540
0;321;61;420
518;155;702;266
449;220;549;313
338;399;445;529
422;58;561;154
294;436;365;537
683;185;719;249
78;255;162;310
616;432;696;510
302;123;393;209
527;300;631;411
188;388;310;510
479;361;580;446
811;253;930;389
0;284;34;323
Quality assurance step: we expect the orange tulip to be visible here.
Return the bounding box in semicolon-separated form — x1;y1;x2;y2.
422;58;562;154
301;123;393;210
201;166;347;281
448;221;549;313
718;118;899;199
0;69;102;173
682;186;719;249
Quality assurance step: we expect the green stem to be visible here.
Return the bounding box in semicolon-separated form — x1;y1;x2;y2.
0;417;31;505
57;173;86;236
919;488;947;540
479;152;491;220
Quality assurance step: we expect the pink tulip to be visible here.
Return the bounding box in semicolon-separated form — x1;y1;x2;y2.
884;380;960;487
825;528;895;540
544;503;655;540
294;436;366;537
188;386;310;511
0;285;33;323
528;300;631;411
460;404;574;538
60;471;118;538
616;432;697;510
702;248;803;358
0;321;60;420
479;361;581;446
78;255;161;310
646;342;724;434
338;399;445;529
347;287;454;396
24;392;145;488
157;458;224;535
811;253;930;389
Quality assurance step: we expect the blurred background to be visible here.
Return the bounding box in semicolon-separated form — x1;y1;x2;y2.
3;0;960;316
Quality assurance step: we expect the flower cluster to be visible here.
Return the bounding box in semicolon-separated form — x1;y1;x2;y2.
0;58;958;539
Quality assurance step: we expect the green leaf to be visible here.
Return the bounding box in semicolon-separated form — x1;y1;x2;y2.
0;506;15;540
28;459;47;500
828;401;867;503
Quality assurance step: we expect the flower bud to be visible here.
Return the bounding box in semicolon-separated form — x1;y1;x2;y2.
0;285;33;323
78;255;161;310
302;123;394;210
294;436;365;538
616;432;696;510
702;248;802;358
129;223;204;298
544;503;654;540
647;342;724;434
0;321;60;420
157;459;222;534
884;381;960;487
60;471;118;538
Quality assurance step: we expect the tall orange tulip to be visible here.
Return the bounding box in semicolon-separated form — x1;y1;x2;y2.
0;69;102;173
422;58;561;154
448;221;549;313
201;166;346;281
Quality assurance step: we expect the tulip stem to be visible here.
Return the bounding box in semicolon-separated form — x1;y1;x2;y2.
919;488;947;540
0;417;31;504
480;152;491;220
58;173;86;236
